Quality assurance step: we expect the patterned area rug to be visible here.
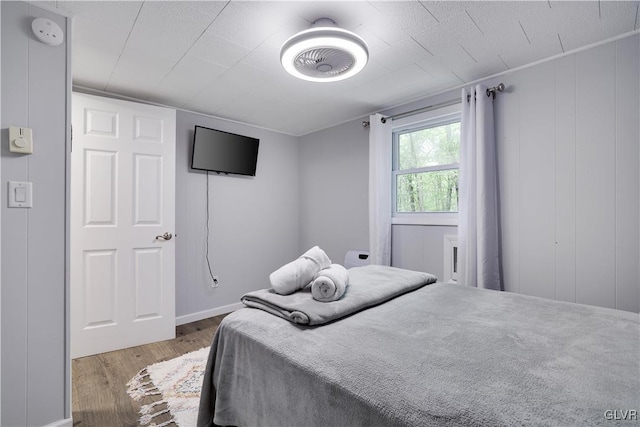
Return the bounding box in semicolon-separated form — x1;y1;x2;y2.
127;347;209;427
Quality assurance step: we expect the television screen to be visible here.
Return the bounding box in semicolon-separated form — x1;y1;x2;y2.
191;125;259;176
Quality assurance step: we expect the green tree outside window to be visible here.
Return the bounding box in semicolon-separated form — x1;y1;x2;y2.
395;122;460;213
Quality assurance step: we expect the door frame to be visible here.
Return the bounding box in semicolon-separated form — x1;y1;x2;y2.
64;12;72;419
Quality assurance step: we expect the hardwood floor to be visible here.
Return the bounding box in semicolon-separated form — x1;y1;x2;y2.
72;314;228;426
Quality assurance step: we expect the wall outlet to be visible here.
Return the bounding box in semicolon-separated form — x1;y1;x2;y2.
212;276;220;288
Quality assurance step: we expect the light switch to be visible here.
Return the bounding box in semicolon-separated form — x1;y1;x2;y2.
15;187;27;203
8;181;32;208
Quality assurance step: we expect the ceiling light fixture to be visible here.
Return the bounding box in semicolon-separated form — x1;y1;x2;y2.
280;18;369;83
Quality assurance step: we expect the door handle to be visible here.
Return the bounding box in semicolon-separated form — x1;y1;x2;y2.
156;232;173;241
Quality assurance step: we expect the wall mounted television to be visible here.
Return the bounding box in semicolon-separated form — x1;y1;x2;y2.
191;125;260;176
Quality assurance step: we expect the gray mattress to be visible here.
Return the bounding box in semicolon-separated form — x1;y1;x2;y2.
198;281;639;426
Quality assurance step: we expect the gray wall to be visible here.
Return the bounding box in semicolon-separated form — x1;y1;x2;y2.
392;225;456;281
0;3;3;421
298;119;370;264
299;33;640;313
298;116;457;280
494;34;639;312
1;2;69;425
175;111;300;318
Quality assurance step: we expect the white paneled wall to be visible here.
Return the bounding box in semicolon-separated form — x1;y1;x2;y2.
391;225;455;282
517;61;557;300
496;34;639;312
615;35;640;312
299;33;638;312
1;2;70;424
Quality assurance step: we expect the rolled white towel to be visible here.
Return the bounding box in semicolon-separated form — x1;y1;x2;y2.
311;264;349;302
270;246;331;295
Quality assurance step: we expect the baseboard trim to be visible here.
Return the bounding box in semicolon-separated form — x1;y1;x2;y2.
45;418;72;427
176;302;243;326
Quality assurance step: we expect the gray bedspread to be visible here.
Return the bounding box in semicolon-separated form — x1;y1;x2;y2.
241;265;437;325
198;279;639;427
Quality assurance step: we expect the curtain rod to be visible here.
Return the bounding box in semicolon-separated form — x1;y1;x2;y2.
362;98;459;128
381;98;460;124
467;82;506;102
362;83;505;128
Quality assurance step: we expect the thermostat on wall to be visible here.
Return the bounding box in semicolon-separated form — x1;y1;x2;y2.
9;126;33;154
31;17;64;46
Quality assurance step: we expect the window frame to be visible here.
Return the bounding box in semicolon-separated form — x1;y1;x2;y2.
391;103;461;226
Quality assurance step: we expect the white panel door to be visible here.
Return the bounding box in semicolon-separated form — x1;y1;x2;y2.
71;93;176;358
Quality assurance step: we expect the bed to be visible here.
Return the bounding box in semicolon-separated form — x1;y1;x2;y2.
197;265;639;427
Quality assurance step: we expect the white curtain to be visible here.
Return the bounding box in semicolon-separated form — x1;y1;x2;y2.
368;113;393;265
458;85;501;290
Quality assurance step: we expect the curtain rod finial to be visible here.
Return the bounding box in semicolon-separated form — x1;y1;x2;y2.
486;83;506;99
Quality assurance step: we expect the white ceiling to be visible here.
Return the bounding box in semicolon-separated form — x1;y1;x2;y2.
48;1;639;136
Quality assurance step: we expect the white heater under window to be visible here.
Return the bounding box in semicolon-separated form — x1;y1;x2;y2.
443;235;458;284
345;250;370;269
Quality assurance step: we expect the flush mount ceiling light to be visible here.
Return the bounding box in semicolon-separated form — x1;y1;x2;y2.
280;18;369;83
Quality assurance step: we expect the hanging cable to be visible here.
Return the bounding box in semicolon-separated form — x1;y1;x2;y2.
205;171;218;286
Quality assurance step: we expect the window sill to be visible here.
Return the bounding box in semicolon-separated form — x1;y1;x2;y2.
392;215;458;227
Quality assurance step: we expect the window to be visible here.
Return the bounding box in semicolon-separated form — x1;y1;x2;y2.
392;105;461;225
